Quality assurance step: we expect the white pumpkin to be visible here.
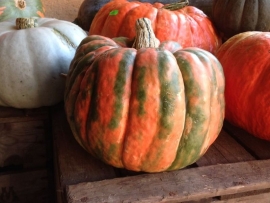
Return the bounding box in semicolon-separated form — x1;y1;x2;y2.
0;17;87;108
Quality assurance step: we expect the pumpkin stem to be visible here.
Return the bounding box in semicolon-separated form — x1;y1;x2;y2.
132;18;160;49
162;0;189;11
16;0;27;10
16;18;37;29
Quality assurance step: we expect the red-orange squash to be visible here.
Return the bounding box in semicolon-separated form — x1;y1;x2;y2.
89;0;221;54
65;18;225;172
216;31;270;140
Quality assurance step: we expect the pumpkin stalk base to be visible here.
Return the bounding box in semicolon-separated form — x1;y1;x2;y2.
132;18;160;49
16;18;37;29
16;0;26;10
162;0;189;11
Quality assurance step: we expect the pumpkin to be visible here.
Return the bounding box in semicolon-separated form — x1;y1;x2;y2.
0;17;87;109
0;0;45;22
212;0;270;40
65;18;225;172
89;0;221;54
216;31;270;140
75;0;214;32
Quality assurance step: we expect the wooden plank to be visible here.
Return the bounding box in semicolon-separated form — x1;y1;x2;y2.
196;130;255;167
223;121;270;159
0;106;49;123
0;120;48;168
67;159;270;203
217;188;270;202
0;169;52;203
52;104;118;198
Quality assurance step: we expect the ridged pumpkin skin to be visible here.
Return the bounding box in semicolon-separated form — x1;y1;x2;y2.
212;0;270;40
0;18;87;108
75;0;214;32
0;0;45;21
64;35;225;172
216;32;270;140
89;0;221;54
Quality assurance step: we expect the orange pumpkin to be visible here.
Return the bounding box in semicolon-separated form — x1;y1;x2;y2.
216;31;270;140
89;0;221;53
65;18;225;172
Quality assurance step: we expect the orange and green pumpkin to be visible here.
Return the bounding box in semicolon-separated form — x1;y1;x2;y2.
0;0;45;22
216;31;270;140
89;0;221;54
65;18;225;172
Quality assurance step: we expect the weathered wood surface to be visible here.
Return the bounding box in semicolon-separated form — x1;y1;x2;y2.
196;130;255;167
223;121;270;160
0;169;51;203
0;106;49;123
52;105;270;203
0;107;50;168
0;106;55;203
67;159;270;203
0;120;48;168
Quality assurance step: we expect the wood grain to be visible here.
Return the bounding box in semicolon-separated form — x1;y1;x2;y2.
67;159;270;203
0;169;51;203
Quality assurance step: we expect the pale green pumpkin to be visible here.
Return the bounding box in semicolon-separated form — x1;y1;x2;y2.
0;17;87;108
0;0;45;22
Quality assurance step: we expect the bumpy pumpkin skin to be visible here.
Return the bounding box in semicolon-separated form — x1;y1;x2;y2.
64;35;225;172
0;0;45;21
213;0;270;40
0;18;87;109
216;31;270;140
89;0;221;54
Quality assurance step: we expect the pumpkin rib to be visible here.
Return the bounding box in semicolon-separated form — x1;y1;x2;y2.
65;37;120;148
142;50;186;172
122;48;185;172
168;50;213;170
241;0;257;31
118;4;158;38
73;62;97;154
81;48;135;167
154;7;179;43
184;48;224;152
65;54;96;150
183;8;220;53
65;36;119;97
66;44;120;152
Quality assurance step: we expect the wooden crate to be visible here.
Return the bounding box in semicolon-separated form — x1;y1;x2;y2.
52;105;270;203
0;106;54;203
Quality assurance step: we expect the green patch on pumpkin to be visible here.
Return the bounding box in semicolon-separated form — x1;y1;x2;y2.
137;67;147;116
109;10;119;16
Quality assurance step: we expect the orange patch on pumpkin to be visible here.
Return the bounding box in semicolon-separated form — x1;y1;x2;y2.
0;7;5;15
36;10;45;18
